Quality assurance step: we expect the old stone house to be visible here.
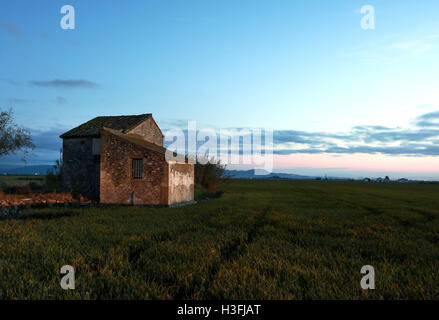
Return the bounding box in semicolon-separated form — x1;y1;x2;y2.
60;114;194;205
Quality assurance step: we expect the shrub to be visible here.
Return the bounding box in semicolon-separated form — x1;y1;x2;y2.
16;185;32;195
194;155;227;193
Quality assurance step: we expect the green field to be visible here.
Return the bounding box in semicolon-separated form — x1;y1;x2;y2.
1;179;438;299
0;175;45;188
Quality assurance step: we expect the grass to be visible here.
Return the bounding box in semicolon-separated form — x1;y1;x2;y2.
0;174;62;195
0;175;45;188
0;179;438;299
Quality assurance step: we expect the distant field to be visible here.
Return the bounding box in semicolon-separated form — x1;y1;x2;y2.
0;175;45;188
0;179;438;299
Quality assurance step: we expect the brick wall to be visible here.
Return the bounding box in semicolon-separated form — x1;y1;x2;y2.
127;117;164;146
100;129;169;205
62;138;100;200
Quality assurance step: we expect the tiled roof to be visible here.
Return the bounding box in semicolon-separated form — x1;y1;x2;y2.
60;114;151;138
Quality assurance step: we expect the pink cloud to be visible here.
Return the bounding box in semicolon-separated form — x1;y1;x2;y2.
273;153;439;173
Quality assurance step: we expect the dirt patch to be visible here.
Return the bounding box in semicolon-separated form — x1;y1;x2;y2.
0;190;90;206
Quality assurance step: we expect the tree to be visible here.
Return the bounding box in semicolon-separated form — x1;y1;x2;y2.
46;148;63;189
0;109;34;158
194;154;227;193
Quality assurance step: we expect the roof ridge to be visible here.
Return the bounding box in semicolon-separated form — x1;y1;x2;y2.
95;113;151;118
60;113;153;138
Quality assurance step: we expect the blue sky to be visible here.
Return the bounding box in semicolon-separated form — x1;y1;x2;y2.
1;0;439;179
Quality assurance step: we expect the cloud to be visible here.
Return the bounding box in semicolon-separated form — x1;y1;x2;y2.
272;111;439;156
388;35;439;56
30;79;99;89
1;78;24;86
55;96;67;105
343;35;439;64
7;98;33;104
31;127;66;152
416;111;439;121
0;126;66;167
160;110;439;157
0;22;21;37
274;144;439;157
414;111;439;127
7;110;439;167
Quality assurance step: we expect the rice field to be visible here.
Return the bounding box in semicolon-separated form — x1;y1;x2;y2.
0;179;438;299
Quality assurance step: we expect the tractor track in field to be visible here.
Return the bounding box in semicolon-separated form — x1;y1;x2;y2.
174;206;272;299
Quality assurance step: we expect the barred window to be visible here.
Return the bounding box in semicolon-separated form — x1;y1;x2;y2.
132;159;143;179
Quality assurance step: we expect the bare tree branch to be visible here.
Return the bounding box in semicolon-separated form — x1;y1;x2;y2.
0;108;34;158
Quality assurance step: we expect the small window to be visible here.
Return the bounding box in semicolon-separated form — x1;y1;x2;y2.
132;159;143;179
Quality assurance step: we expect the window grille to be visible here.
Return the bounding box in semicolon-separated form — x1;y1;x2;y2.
132;159;143;179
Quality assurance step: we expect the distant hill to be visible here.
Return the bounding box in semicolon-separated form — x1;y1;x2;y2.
225;169;315;180
0;165;53;175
